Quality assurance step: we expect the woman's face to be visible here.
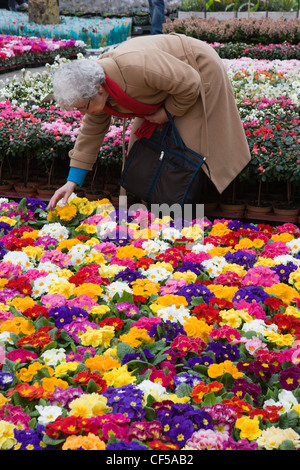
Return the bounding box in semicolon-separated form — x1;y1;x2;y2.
74;85;109;115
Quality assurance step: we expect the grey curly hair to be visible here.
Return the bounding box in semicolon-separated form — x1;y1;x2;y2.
53;58;106;109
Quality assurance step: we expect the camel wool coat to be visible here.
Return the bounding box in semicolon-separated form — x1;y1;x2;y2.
69;33;251;194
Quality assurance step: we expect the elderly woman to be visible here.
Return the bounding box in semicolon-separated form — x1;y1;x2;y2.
47;33;251;211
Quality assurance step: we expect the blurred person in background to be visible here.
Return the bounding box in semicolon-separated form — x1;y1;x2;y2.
148;0;165;34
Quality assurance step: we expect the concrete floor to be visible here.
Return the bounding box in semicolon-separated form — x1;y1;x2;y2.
0;65;47;89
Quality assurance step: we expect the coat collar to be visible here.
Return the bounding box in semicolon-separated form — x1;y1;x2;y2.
97;57;126;92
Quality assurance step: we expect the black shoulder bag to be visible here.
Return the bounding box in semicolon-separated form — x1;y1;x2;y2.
120;110;209;207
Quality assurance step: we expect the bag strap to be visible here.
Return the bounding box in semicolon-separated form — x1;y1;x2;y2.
164;108;211;179
161;108;186;151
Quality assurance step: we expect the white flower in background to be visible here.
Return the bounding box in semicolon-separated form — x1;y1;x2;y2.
0;331;13;345
35;405;63;425
37;261;60;273
57;192;78;207
263;390;298;415
2;252;34;272
286;239;300;255
273;255;300;266
38;223;69;242
141;266;172;283
192;242;215;254
161;227;183;241
142;238;170;256
202;256;227;278
68;244;90;266
157;304;190;324
242;319;278;336
137;379;167;402
40;348;66;366
32;273;62;299
102;281;132;302
97;220;118;239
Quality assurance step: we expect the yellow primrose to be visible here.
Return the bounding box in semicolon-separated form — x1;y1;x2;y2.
154;262;174;272
208;360;243;380
34;377;69;393
17;362;53;382
254;257;276;268
173;270;197;283
222;263;247;277
219;308;252;328
99;264;125;278
102;365;136;388
264;330;294;348
56;204;77;222
77;203;95;217
0;279;8;290
73;283;103;301
119;327;154;348
208;247;232;257
9;296;36;313
181;224;203;241
235;238;264;250
55;362;81;377
84;237;102;247
22;245;44;261
265;283;300;304
47;281;75;299
56;239;82;251
0;302;9;312
208;284;239;302
80;325;115;348
75;224;97;234
89;305;110;317
115;245;145;260
69;393;110;418
284;305;300;318
272;233;294;243
235;416;262;441
84;253;105;264
0;216;16;226
133;228;159;239
0;420;17;450
209;222;231;237
183;317;212;342
85;354;121;374
0;393;10;409
22;230;39;240
55;269;74;280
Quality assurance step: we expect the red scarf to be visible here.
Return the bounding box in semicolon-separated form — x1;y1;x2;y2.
103;74;163;139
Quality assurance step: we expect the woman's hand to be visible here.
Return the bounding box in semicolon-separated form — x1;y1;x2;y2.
47;181;77;211
145;107;169;125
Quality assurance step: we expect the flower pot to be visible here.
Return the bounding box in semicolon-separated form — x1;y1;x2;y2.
37;185;59;198
0;181;13;192
246;202;272;214
273;205;299;217
220;201;246;212
14;183;37;195
84;190;110;201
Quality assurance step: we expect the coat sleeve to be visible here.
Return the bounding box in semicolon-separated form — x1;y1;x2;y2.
69;112;111;170
120;50;202;117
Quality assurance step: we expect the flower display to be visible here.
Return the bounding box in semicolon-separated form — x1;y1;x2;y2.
0;197;299;450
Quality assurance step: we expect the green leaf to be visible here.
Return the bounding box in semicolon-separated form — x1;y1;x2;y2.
279;440;296;450
144;406;157;421
176;383;192;398
86;379;98;393
43;434;65;447
117;342;135;360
